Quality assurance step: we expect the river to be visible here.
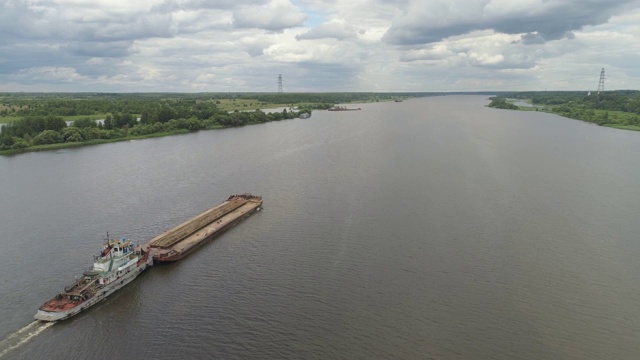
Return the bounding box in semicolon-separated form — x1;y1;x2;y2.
1;96;639;359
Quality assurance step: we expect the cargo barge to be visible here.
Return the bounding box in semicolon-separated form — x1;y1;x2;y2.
328;106;361;111
148;194;262;262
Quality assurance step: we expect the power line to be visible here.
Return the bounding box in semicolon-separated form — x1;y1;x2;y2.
449;73;611;91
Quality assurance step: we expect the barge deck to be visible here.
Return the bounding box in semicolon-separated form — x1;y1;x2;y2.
147;194;262;262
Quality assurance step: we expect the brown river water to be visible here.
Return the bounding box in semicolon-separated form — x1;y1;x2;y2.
1;95;639;359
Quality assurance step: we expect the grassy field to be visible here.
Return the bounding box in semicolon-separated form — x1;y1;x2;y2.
211;99;291;111
210;97;385;112
63;114;111;121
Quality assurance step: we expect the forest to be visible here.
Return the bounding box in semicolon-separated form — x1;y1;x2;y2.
0;92;422;154
488;91;640;129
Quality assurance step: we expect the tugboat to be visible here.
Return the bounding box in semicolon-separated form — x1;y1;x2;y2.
34;234;152;322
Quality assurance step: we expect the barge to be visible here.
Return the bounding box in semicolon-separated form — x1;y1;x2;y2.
328;106;361;111
148;194;262;262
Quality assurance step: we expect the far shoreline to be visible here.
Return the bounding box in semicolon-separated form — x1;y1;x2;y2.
1;92;427;155
487;93;640;132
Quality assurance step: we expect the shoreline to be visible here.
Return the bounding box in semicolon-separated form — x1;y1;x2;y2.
490;98;640;132
0;129;194;156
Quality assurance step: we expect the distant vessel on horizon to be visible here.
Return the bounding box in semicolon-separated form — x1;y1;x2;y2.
328;106;361;111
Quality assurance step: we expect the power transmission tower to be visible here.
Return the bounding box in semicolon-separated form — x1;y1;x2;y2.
277;74;283;93
597;68;605;94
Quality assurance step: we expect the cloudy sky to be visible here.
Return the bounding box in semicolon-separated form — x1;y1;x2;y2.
1;0;639;92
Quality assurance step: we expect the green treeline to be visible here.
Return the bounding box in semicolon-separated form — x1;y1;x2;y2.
0;94;156;117
0;101;303;152
0;92;428;118
489;91;640;129
487;98;518;110
513;91;640;113
0;92;432;154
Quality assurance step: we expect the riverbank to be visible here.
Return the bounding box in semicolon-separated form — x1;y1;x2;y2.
0;129;197;155
2;92;431;155
488;96;640;131
1;107;306;155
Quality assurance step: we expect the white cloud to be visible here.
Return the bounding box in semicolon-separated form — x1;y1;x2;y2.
383;0;639;45
16;66;85;82
232;0;307;31
296;19;357;40
0;0;638;91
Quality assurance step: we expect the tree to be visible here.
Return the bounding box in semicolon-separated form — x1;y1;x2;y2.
33;130;64;145
62;127;84;142
253;109;268;123
73;118;97;128
140;107;157;124
43;116;67;132
0;135;15;150
80;127;101;140
10;137;29;149
113;112;136;128
488;98;518;110
104;114;113;129
157;106;177;123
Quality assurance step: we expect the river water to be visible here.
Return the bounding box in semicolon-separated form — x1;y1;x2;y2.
1;96;640;359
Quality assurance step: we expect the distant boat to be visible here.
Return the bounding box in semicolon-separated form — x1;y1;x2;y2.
299;112;311;119
328;106;361;111
394;99;403;102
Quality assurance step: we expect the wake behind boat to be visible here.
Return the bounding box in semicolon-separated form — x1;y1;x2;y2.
34;234;152;322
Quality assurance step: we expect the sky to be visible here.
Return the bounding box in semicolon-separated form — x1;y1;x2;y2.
1;0;639;92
